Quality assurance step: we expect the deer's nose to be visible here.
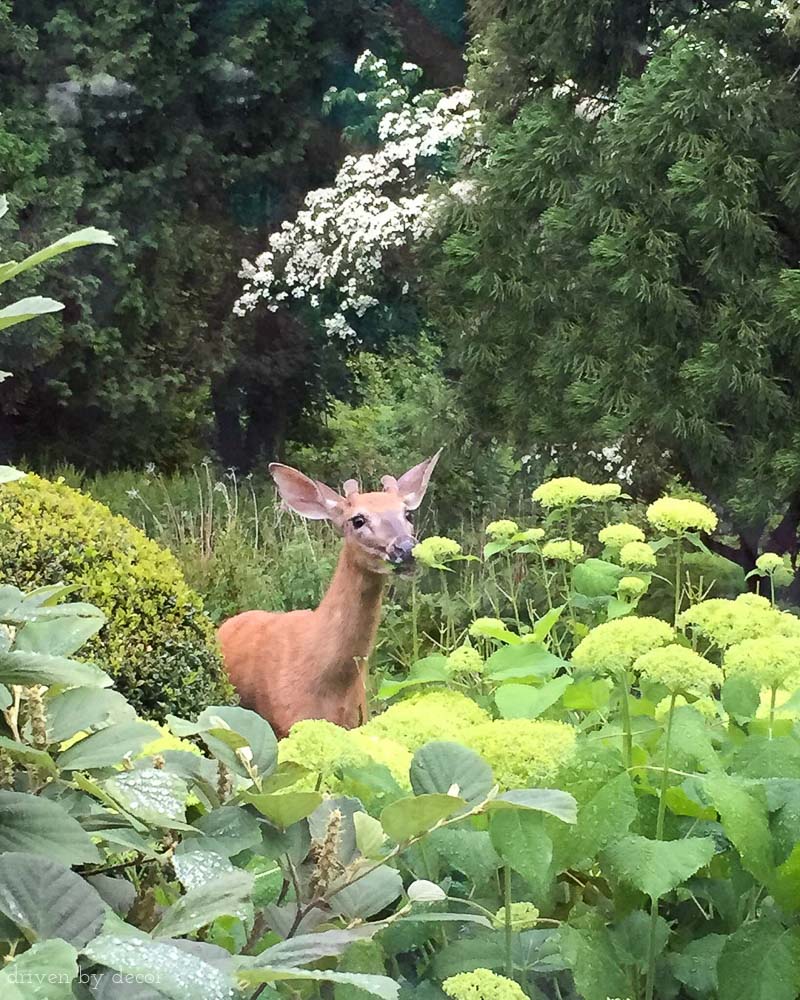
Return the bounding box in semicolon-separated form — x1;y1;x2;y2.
388;537;416;564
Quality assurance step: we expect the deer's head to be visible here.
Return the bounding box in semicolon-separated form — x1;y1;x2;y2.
269;451;442;575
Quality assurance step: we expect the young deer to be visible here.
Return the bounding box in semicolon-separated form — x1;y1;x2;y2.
217;452;441;738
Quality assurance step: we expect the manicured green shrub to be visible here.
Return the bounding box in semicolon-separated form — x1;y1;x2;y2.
0;473;233;718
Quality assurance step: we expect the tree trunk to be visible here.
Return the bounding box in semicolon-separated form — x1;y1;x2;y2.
211;375;247;471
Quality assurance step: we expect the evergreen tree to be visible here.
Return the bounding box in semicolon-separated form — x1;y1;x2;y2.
430;1;800;568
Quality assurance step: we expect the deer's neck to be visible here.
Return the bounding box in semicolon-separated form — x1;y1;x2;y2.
313;542;386;683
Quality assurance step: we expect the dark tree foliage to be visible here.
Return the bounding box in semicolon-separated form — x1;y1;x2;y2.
0;0;392;470
429;1;800;569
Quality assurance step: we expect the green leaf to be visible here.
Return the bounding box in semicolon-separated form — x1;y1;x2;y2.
484;788;577;824
0;650;112;689
0;296;63;331
57;721;159;770
377;656;448;699
239;967;398;1000
46;687;137;743
483;539;513;558
0;940;78;999
489;809;552;891
14;609;105;657
432;936;507;978
601;835;715;899
529;605;565;642
703;775;773;882
240;790;322;828
484;643;566;681
0;853;106;947
562;678;611;711
381;793;466;841
331;865;403;920
560;924;633;1000
168;705;277;779
571;558;626;598
670;934;727;996
354;813;387;859
0;791;100;863
410;741;494;804
254;927;386;967
155;870;254;937
180;804;262;857
722;676;761;723
717;920;800;1000
555;772;637;870
83;934;234;1000
0;735;57;777
494;676;572;719
0;227;116;285
611;910;670;973
105;768;191;828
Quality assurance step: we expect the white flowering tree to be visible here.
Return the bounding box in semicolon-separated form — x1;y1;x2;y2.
234;52;480;344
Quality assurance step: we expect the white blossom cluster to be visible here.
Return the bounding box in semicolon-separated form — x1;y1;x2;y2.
234;51;480;343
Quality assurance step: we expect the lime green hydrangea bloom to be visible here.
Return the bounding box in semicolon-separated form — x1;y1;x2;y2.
469;617;507;639
587;483;623;502
463;719;576;789
532;477;593;508
619;541;657;569
599;523;645;548
447;645;484;675
542;539;585;563
279;719;411;789
654;694;718;720
572;617;674;675
618;575;648;598
364;690;490;752
491;902;540;930
516;527;545;543
634;645;722;695
486;519;519;539
725;636;800;691
679;594;800;648
756;553;784;574
646;497;718;535
443;970;528;1000
412;536;462;568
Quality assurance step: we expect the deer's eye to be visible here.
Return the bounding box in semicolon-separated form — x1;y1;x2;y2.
350;515;367;530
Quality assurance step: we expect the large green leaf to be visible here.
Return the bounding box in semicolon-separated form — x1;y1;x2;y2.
601;835;715;899
179;804;262;857
105;768;191;828
154;870;254;938
489;809;552;892
484;788;577;824
381;793;466;841
0;735;57;777
717;920;800;1000
427;828;502;889
240;790;322;828
0;296;63;332
57;721;159;770
0;791;99;863
377;656;448;699
670;934;727;996
237;966;398;1000
83;934;234;1000
0;227;116;285
46;687;137;743
494;676;573;719
0;853;106;947
410;741;494;804
555;771;637;870
168;705;277;779
560;923;633;1000
484;643;566;681
14;609;105;657
255;927;383;968
331;865;403;920
0;650;112;689
571;558;626;598
703;775;774;882
0;939;78;999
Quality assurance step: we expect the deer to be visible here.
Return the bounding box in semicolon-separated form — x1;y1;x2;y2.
217;451;441;738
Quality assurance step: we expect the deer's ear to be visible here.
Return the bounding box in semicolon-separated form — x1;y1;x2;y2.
396;449;442;511
269;464;343;520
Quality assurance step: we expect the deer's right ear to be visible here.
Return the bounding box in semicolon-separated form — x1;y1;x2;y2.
269;464;343;521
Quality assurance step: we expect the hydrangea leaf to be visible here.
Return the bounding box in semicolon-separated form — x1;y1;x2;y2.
377;656;448;698
237;966;398;1000
717;920;800;1000
601;834;715;899
489;809;552;894
559;923;634;1000
240;791;322;829
670;934;727;995
409;741;494;804
702;775;774;883
381;793;466;841
484;643;566;681
554;771;637;871
494;676;573;720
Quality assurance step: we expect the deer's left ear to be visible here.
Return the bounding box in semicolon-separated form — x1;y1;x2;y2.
395;449;442;511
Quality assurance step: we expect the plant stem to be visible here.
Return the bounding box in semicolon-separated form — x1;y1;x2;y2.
411;580;419;662
769;685;777;741
673;542;683;626
618;671;633;770
503;863;513;979
645;692;676;1000
506;553;521;630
